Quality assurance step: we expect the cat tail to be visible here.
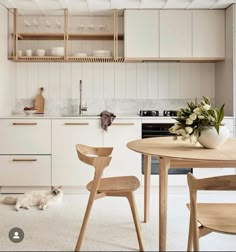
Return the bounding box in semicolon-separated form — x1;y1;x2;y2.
1;196;17;205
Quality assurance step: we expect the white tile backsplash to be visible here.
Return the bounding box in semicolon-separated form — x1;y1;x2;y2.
14;62;215;114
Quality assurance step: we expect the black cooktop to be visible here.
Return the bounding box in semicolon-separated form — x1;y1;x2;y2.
139;110;177;117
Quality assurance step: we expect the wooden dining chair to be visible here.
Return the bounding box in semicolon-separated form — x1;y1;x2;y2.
186;173;236;251
74;144;144;252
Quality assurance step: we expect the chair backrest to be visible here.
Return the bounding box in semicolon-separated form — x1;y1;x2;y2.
187;172;236;248
76;144;113;197
76;144;113;171
187;173;236;192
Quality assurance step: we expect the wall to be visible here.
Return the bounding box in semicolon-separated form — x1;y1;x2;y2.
215;5;234;116
0;4;15;115
14;62;215;115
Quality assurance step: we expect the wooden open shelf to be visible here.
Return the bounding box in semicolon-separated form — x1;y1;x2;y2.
10;9;124;62
8;56;125;63
17;33;65;40
69;33;124;40
16;33;124;41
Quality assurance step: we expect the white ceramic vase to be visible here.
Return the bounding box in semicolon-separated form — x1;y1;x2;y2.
198;125;230;149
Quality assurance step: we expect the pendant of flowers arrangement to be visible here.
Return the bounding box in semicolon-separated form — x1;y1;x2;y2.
169;96;225;144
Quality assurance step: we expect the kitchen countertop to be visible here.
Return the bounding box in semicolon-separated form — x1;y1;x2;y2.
0;114;233;120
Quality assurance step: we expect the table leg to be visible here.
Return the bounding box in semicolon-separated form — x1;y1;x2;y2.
159;157;170;251
144;154;151;223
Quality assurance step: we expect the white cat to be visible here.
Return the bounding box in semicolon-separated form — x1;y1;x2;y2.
1;186;63;211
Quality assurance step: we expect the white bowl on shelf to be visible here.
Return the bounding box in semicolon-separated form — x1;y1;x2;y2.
92;50;111;57
36;49;46;57
25;49;32;57
51;47;64;56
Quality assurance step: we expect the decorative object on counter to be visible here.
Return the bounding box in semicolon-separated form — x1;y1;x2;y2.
100;110;116;131
34;87;45;114
169;96;229;149
23;108;37;115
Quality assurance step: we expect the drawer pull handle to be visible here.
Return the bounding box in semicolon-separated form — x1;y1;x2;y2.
12;159;37;162
64;123;89;125
13;123;38;125
112;123;134;126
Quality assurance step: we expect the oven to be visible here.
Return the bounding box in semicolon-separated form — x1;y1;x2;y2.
141;123;193;175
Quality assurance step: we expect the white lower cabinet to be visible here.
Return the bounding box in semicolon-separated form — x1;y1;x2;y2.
52;119;103;186
0;155;51;186
0;119;51;154
103;119;141;179
0;119;52;190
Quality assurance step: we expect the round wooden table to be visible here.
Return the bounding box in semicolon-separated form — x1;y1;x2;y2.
127;136;236;251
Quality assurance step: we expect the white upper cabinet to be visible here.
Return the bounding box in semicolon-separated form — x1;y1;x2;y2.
124;10;159;59
192;10;225;58
160;10;192;58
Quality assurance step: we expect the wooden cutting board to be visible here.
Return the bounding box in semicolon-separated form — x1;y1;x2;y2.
35;87;45;113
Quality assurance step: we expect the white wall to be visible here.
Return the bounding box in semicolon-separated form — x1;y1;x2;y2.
215;5;234;116
0;5;15;115
15;62;215;101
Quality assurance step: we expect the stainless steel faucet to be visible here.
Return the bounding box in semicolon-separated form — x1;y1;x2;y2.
79;80;87;115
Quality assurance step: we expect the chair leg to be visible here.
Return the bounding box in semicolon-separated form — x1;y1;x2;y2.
192;217;199;251
127;192;145;252
75;197;95;251
187;215;193;251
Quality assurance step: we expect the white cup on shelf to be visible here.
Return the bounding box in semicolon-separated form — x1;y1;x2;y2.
25;49;32;57
18;50;22;57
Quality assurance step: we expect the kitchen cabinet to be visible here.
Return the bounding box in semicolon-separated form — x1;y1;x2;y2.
192;10;225;58
52;119;103;186
103;119;141;179
0;155;51;186
124;10;159;59
0;119;51;188
159;10;192;58
125;9;225;61
0;119;51;154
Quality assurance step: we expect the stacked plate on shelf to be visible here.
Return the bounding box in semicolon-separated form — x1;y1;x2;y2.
73;52;88;57
92;50;112;57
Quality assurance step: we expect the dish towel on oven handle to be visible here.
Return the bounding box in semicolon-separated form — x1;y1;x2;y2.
100;110;116;131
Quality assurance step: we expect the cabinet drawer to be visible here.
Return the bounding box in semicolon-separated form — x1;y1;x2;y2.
0;119;51;154
0;155;51;186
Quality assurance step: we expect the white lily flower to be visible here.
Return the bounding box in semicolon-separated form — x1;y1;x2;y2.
203;104;211;110
198;115;204;119
186;118;193;125
190;134;198;144
193;107;201;115
185;126;193;134
189;113;197;121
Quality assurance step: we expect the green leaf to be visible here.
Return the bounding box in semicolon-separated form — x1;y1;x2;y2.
215;124;220;134
218;104;225;124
